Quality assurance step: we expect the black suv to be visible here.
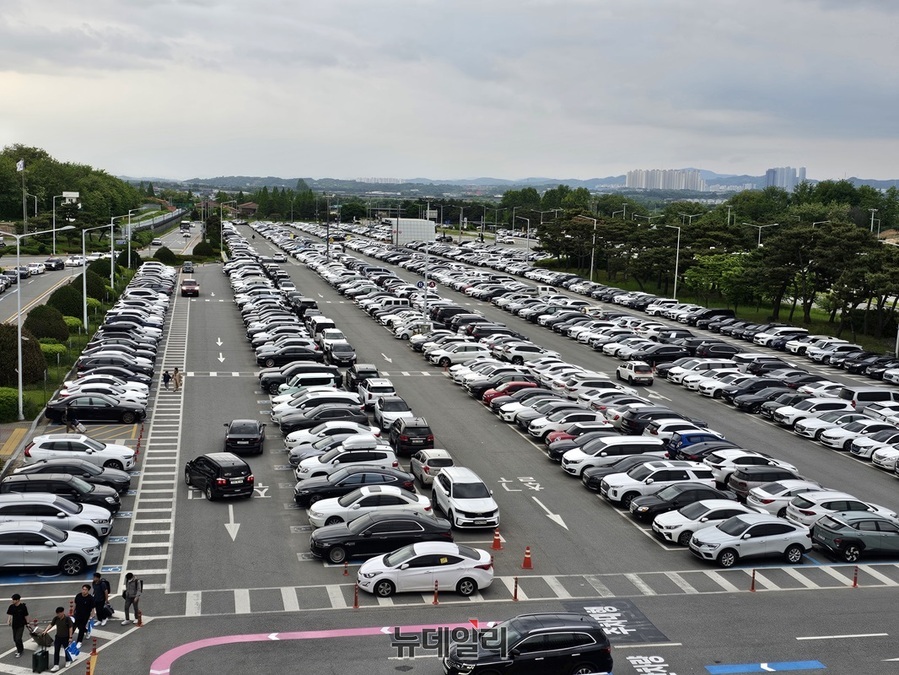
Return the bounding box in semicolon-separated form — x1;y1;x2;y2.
387;417;434;456
343;363;380;391
223;419;266;455
444;612;613;675
0;473;121;513
184;452;255;500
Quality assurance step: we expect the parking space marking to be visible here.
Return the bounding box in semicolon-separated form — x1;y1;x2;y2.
624;572;657;596
326;585;347;609
185;591;202;616
234;588;251;614
544;575;571;599
281;587;300;612
818;565;852;584
665;572;698;594
705;571;740;592
861;566;898;586
376;596;393;606
500;576;528;600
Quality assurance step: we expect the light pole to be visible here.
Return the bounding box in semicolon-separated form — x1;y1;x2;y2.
25;193;38;218
82;223;114;331
124;209;138;269
535;209;562;254
742;222;781;247
5;225;75;420
109;216;128;288
811;220;831;228
870;208;878;233
52;192;80;255
573;215;598;281
633;214;661;225
458;207;466;244
612;205;628;221
679;212;702;226
664;225;682;300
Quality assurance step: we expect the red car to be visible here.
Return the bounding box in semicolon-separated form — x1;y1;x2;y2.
481;380;538;406
180;279;200;297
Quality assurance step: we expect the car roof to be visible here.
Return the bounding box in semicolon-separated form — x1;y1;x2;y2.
33;433;93;443
202;452;251;466
417;448;452;460
0;521;45;532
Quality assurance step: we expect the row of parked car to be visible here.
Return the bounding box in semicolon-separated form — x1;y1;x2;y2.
0;262;178;576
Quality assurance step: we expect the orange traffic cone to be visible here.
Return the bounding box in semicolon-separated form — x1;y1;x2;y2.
491;529;503;551
521;546;533;570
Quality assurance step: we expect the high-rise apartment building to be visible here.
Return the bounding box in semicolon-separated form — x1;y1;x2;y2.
765;166;807;192
626;169;707;191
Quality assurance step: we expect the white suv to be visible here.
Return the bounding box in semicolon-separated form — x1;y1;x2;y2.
599;460;715;507
431;467;499;529
24;434;136;471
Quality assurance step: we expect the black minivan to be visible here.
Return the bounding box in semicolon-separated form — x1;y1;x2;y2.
0;473;121;512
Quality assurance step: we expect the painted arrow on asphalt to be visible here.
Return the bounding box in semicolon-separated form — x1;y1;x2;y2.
381;353;393;363
216;338;223;346
224;504;240;541
217;353;226;363
532;497;568;529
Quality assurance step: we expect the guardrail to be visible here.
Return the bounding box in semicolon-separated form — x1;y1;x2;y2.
131;208;188;234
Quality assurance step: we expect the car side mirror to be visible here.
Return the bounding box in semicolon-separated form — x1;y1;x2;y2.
600;451;607;456
223;423;229;428
351;504;360;509
510;649;521;658
699;517;709;523
645;479;654;485
44;541;55;547
399;563;409;570
57;512;67;518
490;489;494;495
742;533;752;540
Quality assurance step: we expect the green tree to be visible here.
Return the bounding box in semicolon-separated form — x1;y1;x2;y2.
0;324;46;387
47;283;83;317
154;246;178;265
23;304;69;342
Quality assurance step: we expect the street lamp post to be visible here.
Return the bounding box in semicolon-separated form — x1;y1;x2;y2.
515;215;531;259
124;209;138;269
573;215;598;281
870;208;878;233
82;223;114;331
679;212;702;226
535;209;562;254
612;206;627;221
811;220;831;228
458;207;465;244
742;222;781;247
5;225;75;420
633;214;660;225
109;216;129;288
664;225;682;299
52;192;80;255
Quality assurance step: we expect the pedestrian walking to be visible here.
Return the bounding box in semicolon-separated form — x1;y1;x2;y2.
62;408;73;433
172;368;182;392
162;370;171;390
121;572;142;625
43;606;74;671
72;585;93;647
91;573;111;626
6;594;29;658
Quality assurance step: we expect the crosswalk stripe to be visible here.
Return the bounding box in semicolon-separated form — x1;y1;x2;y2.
751;571;778;590
706;571;741;592
783;567;818;588
861;566;898;586
500;577;528;600
544;575;571;599
624;572;656;596
819;566;853;585
281;587;299;612
665;572;698;594
583;575;613;597
327;585;347;609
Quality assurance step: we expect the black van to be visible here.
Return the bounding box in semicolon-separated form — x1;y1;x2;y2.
184;453;254;500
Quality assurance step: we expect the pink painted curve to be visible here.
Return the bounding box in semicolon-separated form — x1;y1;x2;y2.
149;621;474;675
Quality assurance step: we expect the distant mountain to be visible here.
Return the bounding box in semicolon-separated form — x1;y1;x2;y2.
849;177;899;190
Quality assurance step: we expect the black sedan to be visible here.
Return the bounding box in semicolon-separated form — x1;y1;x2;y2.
628;483;737;522
309;511;452;564
14;458;131;494
732;386;792;413
720;377;784;404
278;404;369;436
224;419;266;455
293;466;416;506
45;394;147;425
44;258;66;271
546;430;621;462
581;453;672;491
256;346;324;368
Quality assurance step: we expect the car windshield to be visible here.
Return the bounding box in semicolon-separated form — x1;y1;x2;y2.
70;476;94;493
381;400;410;412
82;438;106;452
312;436;338;450
229;422;259;434
38;525;67;543
627;465;654;481
655;485;685;500
337;490;364;507
331;344;354;354
347;514;376;533
717;517;751;536
52;496;83;515
679;502;713;519
793;400;815;411
452;482;491;499
384;544;417;567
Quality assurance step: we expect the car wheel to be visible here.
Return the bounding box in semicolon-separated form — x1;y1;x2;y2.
447;509;457;527
74;526;96;536
309;494;323;505
842;544;862;563
265;358;276;368
431;498;442;515
712;390;722;399
401;333;409;340
325;516;343;526
677;531;693;547
813;429;824;441
184;469;192;487
60;555;86;576
512;356;523;365
717;549;738;568
784;544;805;564
842;440;854;451
628;376;634;385
268;383;281;395
328;547;347;564
104;460;124;470
792;418;805;428
374;579;395;597
456;578;478;596
620;492;638;508
205;484;216;501
777;507;787;518
439;357;451;368
571;664;600;675
121;412;136;424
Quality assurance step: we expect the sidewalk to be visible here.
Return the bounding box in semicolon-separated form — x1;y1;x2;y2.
0;418;38;471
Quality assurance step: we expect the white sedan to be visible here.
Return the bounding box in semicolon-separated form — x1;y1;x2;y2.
818;419;897;451
745;479;826;517
785;491;899;528
357;542;493;598
652;499;762;546
307;485;431;528
284;421;379;451
793;412;868;441
871;446;899;471
57;383;148;405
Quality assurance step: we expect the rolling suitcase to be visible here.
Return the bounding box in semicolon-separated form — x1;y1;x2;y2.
32;648;49;673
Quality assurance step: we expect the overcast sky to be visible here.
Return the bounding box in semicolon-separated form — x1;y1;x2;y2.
2;0;897;182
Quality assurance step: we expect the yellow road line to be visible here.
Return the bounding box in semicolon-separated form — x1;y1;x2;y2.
1;274;75;325
0;427;27;458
